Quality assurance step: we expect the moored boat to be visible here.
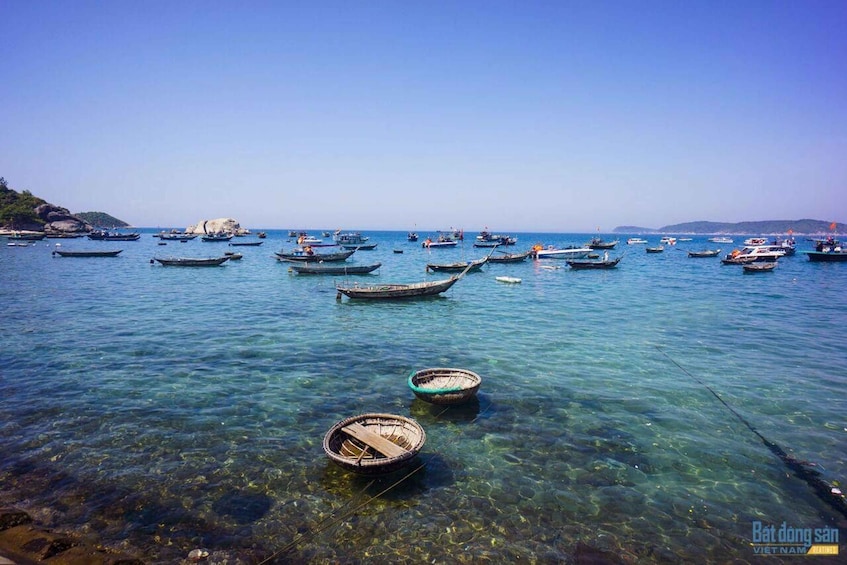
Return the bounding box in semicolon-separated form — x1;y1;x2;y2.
586;237;619;249
339;242;378;250
153;256;229;266
708;236;733;244
52;249;123;257
288;262;382;275
646;245;664;253
336;262;475;300
566;256;622;269
408;367;482;405
806;249;847;262
6;231;46;241
475;230;516;246
201;233;233;242
336;276;459;300
426;257;487;273
531;244;591;260
495;276;522;284
688;249;721;258
333;231;369;245
721;246;784;264
488;250;531;263
743;262;777;273
88;230;141;241
156;231;198;241
627;238;648;245
322;413;426;475
275;248;355;262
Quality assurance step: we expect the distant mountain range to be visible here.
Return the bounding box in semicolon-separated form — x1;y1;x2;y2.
614;219;841;235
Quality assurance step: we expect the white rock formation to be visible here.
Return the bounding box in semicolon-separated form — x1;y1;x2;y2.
185;218;247;235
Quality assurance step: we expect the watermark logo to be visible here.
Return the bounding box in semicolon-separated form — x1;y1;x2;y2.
751;521;839;555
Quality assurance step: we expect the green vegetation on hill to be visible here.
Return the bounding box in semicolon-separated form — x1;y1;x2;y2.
0;177;46;228
75;211;129;228
614;219;840;234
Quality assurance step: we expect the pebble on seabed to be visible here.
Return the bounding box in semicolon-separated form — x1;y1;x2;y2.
188;548;210;561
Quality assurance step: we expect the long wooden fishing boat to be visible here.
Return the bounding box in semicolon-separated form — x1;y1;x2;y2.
426;256;487;273
408;368;482;405
229;240;264;247
338;242;378;250
646;246;664;253
336;261;476;300
566;257;622;269
156;232;197;241
275;249;355;262
323;413;426;474
52;249;123;257
153;256;229;266
336;276;460;299
688;249;721;258
201;233;233;242
289;262;381;275
488;250;530;263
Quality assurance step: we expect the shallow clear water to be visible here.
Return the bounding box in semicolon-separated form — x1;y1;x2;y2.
1;231;845;563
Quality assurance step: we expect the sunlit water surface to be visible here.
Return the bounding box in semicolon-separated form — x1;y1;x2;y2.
1;230;845;563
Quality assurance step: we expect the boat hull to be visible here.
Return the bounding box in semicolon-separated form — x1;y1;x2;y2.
53;250;123;257
154;257;229;266
566;258;621;269
807;251;847;262
275;249;356;262
337;277;459;299
289;263;381;275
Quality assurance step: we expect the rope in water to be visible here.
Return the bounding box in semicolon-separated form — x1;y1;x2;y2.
259;398;492;563
655;346;847;519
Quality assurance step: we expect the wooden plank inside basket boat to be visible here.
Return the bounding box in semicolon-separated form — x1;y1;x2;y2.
341;422;409;458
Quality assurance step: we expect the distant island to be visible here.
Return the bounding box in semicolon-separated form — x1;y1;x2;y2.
1;176;842;236
614;219;841;235
74;211;129;228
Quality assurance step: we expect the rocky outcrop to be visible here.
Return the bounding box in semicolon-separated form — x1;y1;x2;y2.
35;204;91;233
0;507;143;564
185;218;248;235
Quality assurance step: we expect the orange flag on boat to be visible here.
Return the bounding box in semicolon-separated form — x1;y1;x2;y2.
830;222;837;231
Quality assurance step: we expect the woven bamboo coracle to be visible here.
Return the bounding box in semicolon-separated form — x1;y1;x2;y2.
323;413;426;475
408;367;482;405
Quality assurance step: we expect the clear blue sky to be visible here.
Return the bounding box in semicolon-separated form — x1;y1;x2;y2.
2;0;845;232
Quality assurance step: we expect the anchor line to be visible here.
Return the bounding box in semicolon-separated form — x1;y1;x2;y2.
655;346;847;519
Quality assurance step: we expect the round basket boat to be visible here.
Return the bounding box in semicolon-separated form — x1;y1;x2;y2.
323;413;426;475
408;367;482;405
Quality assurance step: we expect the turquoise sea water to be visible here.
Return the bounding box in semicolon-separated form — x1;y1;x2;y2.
1;230;845;564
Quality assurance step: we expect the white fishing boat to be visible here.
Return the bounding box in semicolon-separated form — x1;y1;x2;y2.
627;238;648;245
530;245;591;259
